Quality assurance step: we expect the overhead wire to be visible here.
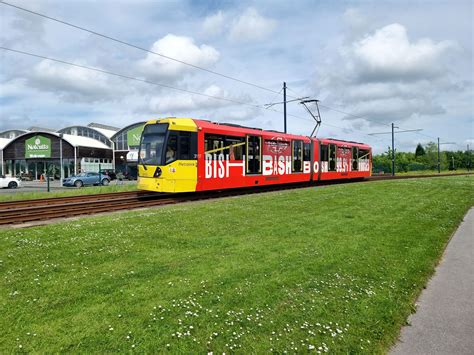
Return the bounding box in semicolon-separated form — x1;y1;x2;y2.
0;46;332;129
0;0;283;96
0;46;263;109
285;86;386;142
0;1;454;146
286;86;449;144
1;46;388;144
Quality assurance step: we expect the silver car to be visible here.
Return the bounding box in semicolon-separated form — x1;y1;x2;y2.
62;172;110;188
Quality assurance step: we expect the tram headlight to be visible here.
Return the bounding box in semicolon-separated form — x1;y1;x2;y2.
154;167;162;178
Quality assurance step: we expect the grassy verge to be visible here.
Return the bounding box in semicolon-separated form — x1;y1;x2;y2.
395;169;471;175
0;183;137;202
0;176;472;353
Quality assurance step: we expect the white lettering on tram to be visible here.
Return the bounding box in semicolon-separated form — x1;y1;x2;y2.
262;155;291;176
205;154;246;179
313;161;319;173
204;154;369;178
303;161;311;174
359;159;370;172
336;159;349;173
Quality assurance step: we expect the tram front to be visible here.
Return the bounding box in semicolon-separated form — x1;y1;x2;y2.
137;118;198;193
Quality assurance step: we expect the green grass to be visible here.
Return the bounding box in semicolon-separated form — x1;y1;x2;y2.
0;183;137;202
0;176;472;353
396;169;471;175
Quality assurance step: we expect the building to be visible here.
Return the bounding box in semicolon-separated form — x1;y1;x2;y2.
0;121;146;179
111;121;146;179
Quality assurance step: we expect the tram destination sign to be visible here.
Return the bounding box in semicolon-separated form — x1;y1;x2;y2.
127;125;144;147
25;135;51;158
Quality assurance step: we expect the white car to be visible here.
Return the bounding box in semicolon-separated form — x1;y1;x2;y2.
0;175;21;189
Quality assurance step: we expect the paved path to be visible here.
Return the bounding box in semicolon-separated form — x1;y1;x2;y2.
391;208;474;355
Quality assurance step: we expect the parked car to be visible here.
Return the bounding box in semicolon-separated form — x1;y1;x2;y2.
62;172;110;188
100;170;117;180
0;175;21;189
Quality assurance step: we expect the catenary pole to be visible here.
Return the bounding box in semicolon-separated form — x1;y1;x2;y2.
59;133;63;184
369;126;422;176
437;137;440;173
392;123;395;176
468;144;471;171
283;82;287;133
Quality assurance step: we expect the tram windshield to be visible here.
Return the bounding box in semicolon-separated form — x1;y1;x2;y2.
139;123;168;166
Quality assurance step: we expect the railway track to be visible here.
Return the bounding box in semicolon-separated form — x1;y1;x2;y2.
1;172;471;226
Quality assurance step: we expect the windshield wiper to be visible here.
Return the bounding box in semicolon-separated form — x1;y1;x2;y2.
138;156;148;170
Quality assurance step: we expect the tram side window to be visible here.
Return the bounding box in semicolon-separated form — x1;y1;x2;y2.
205;134;245;160
247;135;261;174
179;132;191;160
166;133;178;163
352;146;359;171
329;144;337;171
292;140;303;172
359;149;369;159
205;134;225;159
303;142;311;161
226;136;245;160
320;144;328;162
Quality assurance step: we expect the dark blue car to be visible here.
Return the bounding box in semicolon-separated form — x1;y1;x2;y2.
63;172;110;188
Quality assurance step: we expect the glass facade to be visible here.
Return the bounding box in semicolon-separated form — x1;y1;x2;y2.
0;130;27;139
6;159;76;180
1;122;147;179
58;127;113;147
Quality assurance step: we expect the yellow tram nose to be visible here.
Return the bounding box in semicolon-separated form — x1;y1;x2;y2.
138;162;197;193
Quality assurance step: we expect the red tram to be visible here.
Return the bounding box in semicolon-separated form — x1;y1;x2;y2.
137;118;371;193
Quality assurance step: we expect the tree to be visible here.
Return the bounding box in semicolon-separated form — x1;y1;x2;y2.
415;143;425;157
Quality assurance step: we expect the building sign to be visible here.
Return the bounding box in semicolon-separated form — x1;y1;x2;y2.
127;125;144;147
25;135;51;158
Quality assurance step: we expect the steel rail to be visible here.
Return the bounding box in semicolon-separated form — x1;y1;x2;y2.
0;190;153;210
0;173;471;226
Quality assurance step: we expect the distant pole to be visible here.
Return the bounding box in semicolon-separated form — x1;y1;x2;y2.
468;144;471;171
59;133;64;184
437;137;440;173
283;82;287;133
391;123;395;176
74;147;77;175
46;162;50;192
368;125;420;176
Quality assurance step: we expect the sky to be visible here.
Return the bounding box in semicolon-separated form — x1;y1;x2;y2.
0;0;472;153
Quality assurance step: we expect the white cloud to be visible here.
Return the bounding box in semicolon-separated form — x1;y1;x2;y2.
229;8;277;42
202;11;226;36
352;23;456;82
314;23;462;125
27;60;122;101
137;34;219;81
147;84;248;113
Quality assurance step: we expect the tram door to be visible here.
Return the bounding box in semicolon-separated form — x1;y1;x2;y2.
328;144;337;171
352;147;359;171
246;135;261;174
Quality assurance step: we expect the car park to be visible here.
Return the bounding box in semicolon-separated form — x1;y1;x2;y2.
62;172;110;188
0;175;22;189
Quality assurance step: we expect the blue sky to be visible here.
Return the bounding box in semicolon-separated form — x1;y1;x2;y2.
0;0;472;153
